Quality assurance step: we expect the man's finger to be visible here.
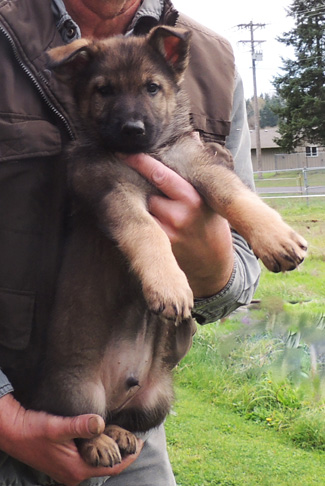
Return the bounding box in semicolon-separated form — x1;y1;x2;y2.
121;153;199;202
48;414;105;441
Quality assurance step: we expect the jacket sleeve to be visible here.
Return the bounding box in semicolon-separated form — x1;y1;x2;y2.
192;70;261;324
0;370;13;398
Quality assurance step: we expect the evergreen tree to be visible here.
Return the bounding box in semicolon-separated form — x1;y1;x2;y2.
273;0;325;152
246;94;281;129
259;94;280;128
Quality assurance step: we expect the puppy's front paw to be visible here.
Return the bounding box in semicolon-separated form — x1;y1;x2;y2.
253;223;307;273
77;435;121;468
105;425;138;456
143;268;194;322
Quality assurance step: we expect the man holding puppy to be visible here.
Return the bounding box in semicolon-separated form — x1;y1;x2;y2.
0;0;260;485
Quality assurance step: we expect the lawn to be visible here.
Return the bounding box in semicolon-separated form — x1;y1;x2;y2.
254;169;325;190
166;387;325;486
254;198;325;310
165;197;325;485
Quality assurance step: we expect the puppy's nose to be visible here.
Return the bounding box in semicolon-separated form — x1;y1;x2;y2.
121;120;145;136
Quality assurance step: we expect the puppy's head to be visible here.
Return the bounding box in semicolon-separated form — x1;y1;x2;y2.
48;26;191;152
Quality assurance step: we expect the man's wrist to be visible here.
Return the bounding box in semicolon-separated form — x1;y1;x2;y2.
193;253;238;324
191;251;234;299
0;371;14;399
187;217;234;298
0;393;22;456
192;230;261;324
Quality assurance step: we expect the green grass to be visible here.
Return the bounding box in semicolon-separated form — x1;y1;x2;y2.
165;197;325;484
172;319;325;439
255;199;325;310
255;259;325;306
166;322;325;484
166;387;325;486
255;170;303;189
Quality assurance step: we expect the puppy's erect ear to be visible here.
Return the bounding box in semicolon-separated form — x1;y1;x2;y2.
147;26;192;83
47;39;95;83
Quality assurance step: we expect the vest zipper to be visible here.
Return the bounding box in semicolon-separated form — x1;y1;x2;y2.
0;24;75;141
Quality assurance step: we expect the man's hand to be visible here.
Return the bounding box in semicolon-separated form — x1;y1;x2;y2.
0;394;142;486
122;153;234;298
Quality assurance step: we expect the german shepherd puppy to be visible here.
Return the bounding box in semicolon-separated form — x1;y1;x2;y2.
34;26;307;467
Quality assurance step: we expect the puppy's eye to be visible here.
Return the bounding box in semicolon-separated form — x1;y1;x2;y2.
146;83;161;95
96;84;114;96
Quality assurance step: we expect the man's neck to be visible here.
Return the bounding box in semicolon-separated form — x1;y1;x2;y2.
64;0;142;38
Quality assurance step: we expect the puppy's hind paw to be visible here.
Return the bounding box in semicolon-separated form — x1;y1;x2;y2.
105;425;138;456
77;435;122;468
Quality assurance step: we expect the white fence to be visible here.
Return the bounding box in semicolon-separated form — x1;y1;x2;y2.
254;166;325;201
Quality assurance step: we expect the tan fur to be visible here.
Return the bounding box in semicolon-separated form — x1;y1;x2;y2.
31;26;307;467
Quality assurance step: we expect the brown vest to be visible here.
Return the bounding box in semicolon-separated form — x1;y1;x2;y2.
177;13;235;143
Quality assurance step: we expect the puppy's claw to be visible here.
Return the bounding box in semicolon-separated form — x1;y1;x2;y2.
173;304;179;316
143;279;193;322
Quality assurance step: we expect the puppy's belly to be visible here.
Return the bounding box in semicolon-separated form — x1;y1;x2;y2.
98;335;172;414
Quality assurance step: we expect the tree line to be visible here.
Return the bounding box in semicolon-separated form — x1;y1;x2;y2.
247;0;325;153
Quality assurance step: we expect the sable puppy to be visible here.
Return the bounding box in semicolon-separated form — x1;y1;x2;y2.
32;26;307;467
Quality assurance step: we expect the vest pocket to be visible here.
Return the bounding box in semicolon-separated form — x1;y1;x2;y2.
190;112;230;142
0;117;61;162
0;288;35;351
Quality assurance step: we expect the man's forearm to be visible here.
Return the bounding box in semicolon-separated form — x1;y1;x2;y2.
191;68;262;324
192;230;260;324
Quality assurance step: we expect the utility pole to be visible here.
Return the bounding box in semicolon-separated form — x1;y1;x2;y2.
237;22;265;177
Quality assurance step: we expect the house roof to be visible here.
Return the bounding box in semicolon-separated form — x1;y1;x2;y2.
250;126;280;150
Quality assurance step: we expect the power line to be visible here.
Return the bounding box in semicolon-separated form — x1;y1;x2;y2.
295;6;325;16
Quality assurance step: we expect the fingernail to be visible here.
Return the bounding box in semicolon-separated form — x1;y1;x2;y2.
152;167;165;184
88;416;102;435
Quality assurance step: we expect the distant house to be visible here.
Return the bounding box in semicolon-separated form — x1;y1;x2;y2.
250;127;282;171
250;127;325;171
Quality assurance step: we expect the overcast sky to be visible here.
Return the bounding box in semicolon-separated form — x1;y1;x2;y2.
172;0;295;99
